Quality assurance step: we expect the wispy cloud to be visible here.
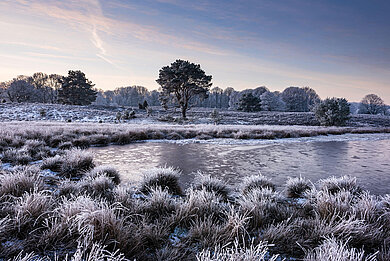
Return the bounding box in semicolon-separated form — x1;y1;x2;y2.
2;0;115;65
0;41;61;51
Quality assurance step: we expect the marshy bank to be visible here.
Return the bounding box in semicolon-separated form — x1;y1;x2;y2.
0;121;390;260
1;121;390;148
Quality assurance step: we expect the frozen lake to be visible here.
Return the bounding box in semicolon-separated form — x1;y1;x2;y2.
89;133;390;195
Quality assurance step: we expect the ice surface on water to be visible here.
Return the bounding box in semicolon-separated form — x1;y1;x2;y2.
89;133;390;195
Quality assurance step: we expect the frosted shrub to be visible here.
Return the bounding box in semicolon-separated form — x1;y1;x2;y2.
312;98;350;126
209;109;221;125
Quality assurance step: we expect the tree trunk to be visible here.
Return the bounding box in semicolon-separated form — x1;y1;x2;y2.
181;106;187;119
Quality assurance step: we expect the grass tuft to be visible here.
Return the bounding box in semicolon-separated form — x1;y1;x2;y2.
285;176;312;198
304;237;376;261
193;173;231;201
0;167;44;198
319;176;362;195
140;167;182;196
87;165;121;185
240;174;276;194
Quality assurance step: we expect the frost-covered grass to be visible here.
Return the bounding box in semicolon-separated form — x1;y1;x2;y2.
1;121;390;152
0;123;390;260
1;102;390;128
1;161;389;259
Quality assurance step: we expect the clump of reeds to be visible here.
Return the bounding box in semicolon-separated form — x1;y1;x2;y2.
1;148;32;165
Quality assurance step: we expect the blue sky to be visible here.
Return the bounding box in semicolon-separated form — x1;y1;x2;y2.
0;0;389;102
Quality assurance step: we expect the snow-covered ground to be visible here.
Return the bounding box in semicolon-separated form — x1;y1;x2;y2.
1;102;390;127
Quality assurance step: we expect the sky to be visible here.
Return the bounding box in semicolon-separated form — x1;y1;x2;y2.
0;0;389;103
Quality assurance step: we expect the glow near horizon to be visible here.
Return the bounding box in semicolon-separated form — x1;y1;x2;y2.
0;0;389;103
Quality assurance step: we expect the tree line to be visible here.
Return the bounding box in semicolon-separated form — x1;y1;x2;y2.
0;63;387;118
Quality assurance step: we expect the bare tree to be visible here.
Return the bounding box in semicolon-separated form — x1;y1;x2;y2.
6;79;36;103
260;91;286;111
359;94;386;115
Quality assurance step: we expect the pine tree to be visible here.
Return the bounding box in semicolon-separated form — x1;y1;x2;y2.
237;93;261;112
156;59;212;118
313;97;350;126
58;70;97;105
